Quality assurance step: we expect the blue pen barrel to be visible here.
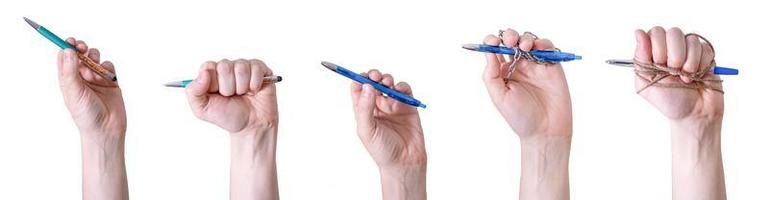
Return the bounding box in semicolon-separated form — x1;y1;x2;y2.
477;44;581;62
529;51;582;62
713;67;739;75
478;45;517;55
335;66;426;108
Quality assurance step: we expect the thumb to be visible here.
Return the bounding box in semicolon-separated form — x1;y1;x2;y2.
354;84;377;133
634;29;652;63
186;69;212;113
482;35;506;98
57;49;83;90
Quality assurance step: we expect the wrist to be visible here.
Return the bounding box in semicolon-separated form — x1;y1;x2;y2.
671;116;723;141
80;130;125;150
519;135;571;199
228;127;279;200
230;127;278;164
670;114;726;199
80;131;128;200
379;165;427;200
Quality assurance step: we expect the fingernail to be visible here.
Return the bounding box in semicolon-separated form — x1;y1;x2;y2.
362;84;373;96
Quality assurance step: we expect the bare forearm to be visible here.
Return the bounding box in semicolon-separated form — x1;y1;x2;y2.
379;166;427;200
519;135;571;200
230;128;279;200
80;133;128;200
671;118;726;200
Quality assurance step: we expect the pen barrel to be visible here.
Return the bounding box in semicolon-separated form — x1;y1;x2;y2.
37;27;73;49
713;67;739;75
335;66;423;108
529;51;581;62
477;45;580;62
76;53;116;81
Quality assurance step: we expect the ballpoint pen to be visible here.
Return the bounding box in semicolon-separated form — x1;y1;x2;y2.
462;44;582;62
164;76;283;88
605;59;739;75
24;17;117;81
321;61;426;109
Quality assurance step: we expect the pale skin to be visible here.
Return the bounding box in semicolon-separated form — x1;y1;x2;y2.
350;70;427;200
185;59;279;200
634;26;726;199
57;38;128;200
481;29;572;200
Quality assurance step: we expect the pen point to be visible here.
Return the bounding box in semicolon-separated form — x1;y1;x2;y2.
321;61;337;71
23;17;40;29
462;44;480;51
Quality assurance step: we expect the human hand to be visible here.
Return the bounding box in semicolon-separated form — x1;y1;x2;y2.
481;29;573;139
185;59;278;134
57;38;126;137
350;69;426;200
633;26;724;122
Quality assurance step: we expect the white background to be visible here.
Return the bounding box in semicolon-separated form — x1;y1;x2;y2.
1;0;767;199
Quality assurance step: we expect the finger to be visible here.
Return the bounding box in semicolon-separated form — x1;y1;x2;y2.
699;41;718;80
648;26;667;65
57;49;83;89
102;61;116;74
666;27;686;70
351;81;363;102
80;64;98;82
354;84;377;133
200;61;219;92
82;60;115;84
368;69;383;82
66;37;76;46
249;59;266;91
186;69;212;115
233;59;251;95
350;72;366;102
80;48;102;82
482;35;506;97
682;34;702;83
86;48;100;64
533;38;555;50
75;40;88;53
501;28;520;48
216;59;235;96
381;74;394;88
395;81;413;96
518;33;536;52
634;29;653;63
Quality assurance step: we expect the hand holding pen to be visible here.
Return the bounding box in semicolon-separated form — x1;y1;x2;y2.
184;59;280;199
349;69;427;200
57;38;129;200
477;29;572;199
632;26;727;199
185;59;279;133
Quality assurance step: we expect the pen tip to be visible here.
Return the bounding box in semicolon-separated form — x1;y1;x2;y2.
574;55;582;60
164;81;184;88
321;61;337;71
275;76;283;82
23;17;40;29
462;44;479;51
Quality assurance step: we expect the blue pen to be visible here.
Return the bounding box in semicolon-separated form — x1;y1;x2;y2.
606;59;738;75
321;61;426;109
462;44;582;62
